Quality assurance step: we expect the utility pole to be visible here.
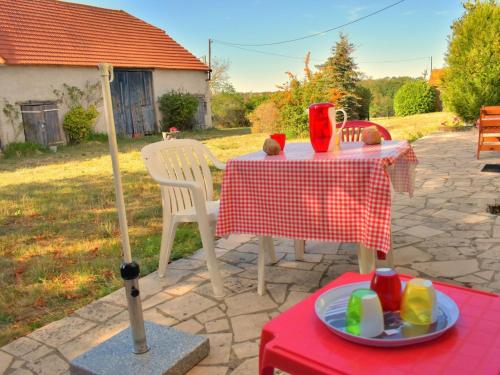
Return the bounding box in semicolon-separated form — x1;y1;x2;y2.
430;56;433;73
207;38;212;81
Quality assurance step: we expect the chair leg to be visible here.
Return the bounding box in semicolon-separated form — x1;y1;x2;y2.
209;220;216;237
258;236;267;295
294;239;305;261
357;243;376;274
263;236;277;264
198;218;225;298
477;128;482;159
158;219;177;278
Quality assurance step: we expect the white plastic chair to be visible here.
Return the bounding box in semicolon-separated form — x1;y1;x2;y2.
141;139;276;297
141;139;226;297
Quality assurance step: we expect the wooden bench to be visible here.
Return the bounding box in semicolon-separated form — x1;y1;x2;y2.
477;105;500;159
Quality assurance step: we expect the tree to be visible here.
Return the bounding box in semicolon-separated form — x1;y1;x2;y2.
261;34;365;137
211;92;249;128
316;33;361;119
394;80;436;116
441;1;500;123
243;92;271;113
248;100;281;133
209;58;234;94
355;86;372;120
360;77;413;117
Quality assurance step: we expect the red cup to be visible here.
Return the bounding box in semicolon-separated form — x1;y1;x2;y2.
370;268;402;312
270;133;286;151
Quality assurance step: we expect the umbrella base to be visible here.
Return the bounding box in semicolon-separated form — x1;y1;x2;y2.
69;321;209;375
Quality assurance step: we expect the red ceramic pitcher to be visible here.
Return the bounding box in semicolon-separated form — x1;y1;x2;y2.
308;103;347;153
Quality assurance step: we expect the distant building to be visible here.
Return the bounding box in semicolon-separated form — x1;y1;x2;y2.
0;0;211;147
429;69;444;111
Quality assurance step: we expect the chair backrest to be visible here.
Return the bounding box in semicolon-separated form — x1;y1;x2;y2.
335;120;392;142
480;106;500;127
141;139;219;215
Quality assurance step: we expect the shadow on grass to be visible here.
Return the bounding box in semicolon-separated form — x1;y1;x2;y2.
0;170;207;346
0;128;251;173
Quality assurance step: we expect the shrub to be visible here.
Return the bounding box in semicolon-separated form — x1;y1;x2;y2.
158;91;199;131
2;142;48;158
63;105;99;144
211;92;249;128
86;132;108;143
281;104;309;137
394;80;436;116
360;77;413;117
441;1;500;123
249;101;281;133
244;92;271;113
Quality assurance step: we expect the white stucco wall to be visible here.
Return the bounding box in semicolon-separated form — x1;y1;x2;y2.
0;65;211;147
0;65;105;146
152;69;212;130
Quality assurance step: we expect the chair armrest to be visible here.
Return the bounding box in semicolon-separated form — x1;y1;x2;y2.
201;143;226;170
155;176;209;217
153;176;200;190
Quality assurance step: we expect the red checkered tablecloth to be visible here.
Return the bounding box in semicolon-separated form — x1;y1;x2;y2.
216;141;418;253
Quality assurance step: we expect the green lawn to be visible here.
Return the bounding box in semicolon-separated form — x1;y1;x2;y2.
372;111;460;141
0;111;461;345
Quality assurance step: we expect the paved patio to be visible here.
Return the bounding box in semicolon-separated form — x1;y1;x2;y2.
2;129;500;375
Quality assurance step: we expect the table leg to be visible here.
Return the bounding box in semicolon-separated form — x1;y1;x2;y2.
386;248;394;267
258;236;267;295
264;236;277;264
294;239;305;261
388;230;395;267
357;243;376;274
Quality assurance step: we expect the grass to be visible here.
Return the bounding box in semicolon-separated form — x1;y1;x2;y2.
0;127;264;346
372;111;462;142
0;112;459;345
2;142;49;158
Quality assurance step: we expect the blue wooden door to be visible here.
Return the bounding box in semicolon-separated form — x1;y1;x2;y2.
110;70;156;136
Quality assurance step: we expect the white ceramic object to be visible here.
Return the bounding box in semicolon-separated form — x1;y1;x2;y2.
359;293;384;338
327;107;347;152
315;281;460;347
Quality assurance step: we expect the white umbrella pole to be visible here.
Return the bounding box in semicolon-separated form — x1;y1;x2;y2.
99;63;149;354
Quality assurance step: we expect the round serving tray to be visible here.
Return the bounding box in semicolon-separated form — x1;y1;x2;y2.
315;281;459;347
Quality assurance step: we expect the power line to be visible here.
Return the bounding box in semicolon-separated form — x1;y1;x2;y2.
216;41;430;65
359;56;430;64
216;41;319;62
213;0;407;47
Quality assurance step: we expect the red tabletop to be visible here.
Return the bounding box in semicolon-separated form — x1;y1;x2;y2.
259;273;500;375
216;141;417;253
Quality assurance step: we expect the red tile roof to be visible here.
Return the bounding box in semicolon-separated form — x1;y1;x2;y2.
0;0;208;71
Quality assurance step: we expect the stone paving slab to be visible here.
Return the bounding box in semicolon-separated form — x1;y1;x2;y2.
3;130;500;374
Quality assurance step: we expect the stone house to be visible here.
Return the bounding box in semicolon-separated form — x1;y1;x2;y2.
0;0;211;147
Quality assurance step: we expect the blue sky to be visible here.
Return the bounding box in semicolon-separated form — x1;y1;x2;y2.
69;0;464;92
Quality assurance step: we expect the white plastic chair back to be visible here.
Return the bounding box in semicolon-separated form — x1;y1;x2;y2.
141;139;221;215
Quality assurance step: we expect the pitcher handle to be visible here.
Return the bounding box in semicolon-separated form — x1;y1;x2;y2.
336;109;348;130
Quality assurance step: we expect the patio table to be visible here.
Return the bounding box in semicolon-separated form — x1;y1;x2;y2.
259;272;500;375
216;141;417;269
